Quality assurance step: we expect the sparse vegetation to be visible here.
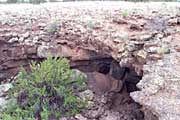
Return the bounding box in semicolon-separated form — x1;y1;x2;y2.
0;56;87;120
45;20;60;34
122;11;129;17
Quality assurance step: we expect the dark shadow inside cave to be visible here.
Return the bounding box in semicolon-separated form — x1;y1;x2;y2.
70;50;158;120
71;53;142;94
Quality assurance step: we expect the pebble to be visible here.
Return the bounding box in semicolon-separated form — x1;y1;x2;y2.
8;37;19;43
79;89;94;101
75;114;87;120
22;32;30;39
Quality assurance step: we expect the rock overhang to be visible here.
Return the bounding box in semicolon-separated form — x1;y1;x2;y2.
0;2;180;120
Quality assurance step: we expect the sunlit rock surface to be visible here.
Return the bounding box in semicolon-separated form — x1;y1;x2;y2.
0;2;180;120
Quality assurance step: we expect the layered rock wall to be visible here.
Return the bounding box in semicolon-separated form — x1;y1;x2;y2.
0;2;180;119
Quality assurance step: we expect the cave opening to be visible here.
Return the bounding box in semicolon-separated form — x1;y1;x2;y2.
70;50;148;120
70;52;142;94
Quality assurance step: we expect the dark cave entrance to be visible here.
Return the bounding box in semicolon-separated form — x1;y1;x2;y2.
69;49;159;120
70;52;142;94
70;50;146;119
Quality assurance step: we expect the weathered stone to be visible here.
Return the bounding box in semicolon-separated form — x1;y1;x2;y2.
38;23;47;28
148;54;163;60
0;83;12;96
136;50;147;59
168;18;178;26
126;43;136;52
0;2;180;120
139;34;153;41
174;45;180;52
8;37;19;43
0;98;7;110
112;17;127;24
75;114;87;120
100;111;120;120
22;32;30;39
129;23;142;30
157;47;170;54
37;45;50;58
19;37;24;42
79;89;94;101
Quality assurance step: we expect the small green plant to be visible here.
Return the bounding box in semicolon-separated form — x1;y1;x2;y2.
0;56;86;120
45;19;60;35
86;20;95;29
122;11;129;17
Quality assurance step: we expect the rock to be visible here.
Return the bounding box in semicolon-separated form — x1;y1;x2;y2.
146;46;159;53
131;52;180;119
85;19;102;29
85;107;105;119
33;36;39;43
8;37;19;43
168;18;178;26
75;114;87;120
117;44;125;53
38;23;47;28
146;46;170;54
79;89;94;101
112;17;127;24
22;32;30;39
11;32;18;37
109;61;126;80
139;34;153;41
86;101;94;108
129;23;142;30
37;45;49;58
126;43;136;52
148;54;163;60
0;3;180;120
156;33;164;39
0;38;37;81
86;72;110;94
174;45;180;52
157;47;170;54
41;36;51;42
19;37;24;42
0;84;14;111
0;98;7;110
0;83;13;96
60;117;68;120
100;111;120;120
136;50;147;59
109;78;123;93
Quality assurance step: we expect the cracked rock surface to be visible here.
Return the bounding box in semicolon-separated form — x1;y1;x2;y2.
0;2;180;120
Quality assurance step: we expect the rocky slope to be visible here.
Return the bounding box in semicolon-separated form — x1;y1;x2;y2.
0;1;180;120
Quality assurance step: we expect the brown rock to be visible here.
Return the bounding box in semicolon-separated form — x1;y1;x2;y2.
86;72;123;94
112;17;127;24
174;45;180;52
129;23;142;30
0;40;37;82
148;54;163;60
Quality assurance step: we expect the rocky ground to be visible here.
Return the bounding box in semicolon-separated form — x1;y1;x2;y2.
0;1;180;120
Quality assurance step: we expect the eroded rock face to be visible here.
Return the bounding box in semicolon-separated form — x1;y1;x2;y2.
0;2;180;120
0;39;37;83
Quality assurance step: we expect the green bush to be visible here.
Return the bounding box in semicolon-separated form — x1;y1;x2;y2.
0;56;86;120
